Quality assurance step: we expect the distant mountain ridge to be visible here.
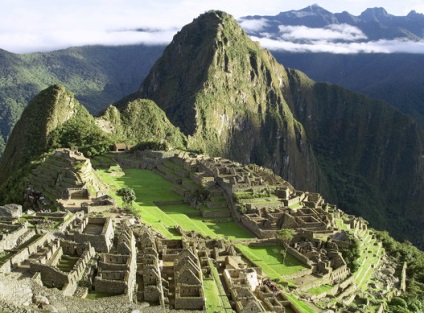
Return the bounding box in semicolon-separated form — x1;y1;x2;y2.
241;4;424;41
0;45;164;156
239;5;424;132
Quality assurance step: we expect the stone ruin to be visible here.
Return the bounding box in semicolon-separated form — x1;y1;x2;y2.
0;149;400;312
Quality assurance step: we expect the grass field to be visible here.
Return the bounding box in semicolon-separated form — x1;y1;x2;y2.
236;245;308;279
284;293;317;313
307;284;333;295
96;168;253;239
96;165;314;313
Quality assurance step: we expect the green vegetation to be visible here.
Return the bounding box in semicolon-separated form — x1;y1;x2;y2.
49;108;113;157
284;293;316;313
101;99;187;150
96;168;253;240
117;187;136;208
208;259;233;313
0;44;164;156
376;231;424;313
236;245;308;279
307;284;333;296
340;236;361;272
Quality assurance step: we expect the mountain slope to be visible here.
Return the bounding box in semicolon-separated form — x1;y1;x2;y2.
99;98;187;149
285;70;424;242
139;10;325;192
239;6;424;128
137;11;424;247
0;84;80;185
270;52;424;128
0;45;164;155
0;84;187;204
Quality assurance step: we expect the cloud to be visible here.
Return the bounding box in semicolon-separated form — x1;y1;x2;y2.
251;36;424;54
277;24;367;42
0;29;175;53
238;18;269;32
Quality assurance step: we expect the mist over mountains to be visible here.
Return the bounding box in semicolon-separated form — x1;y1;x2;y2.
240;4;424;53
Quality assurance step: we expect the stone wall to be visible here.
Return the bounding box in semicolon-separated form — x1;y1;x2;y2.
0;222;29;252
240;216;276;239
0;233;52;273
93;277;127;294
73;217;114;252
174;284;205;310
285;246;312;267
29;240;95;295
30;262;69;288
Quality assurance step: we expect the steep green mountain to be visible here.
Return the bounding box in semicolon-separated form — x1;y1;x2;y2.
285;70;424;245
139;10;326;193
137;11;424;247
0;45;164;155
99;98;186;149
0;84;186;203
272;52;424;128
0;84;111;189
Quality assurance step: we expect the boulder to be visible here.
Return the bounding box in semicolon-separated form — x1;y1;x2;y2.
33;295;49;306
0;204;22;218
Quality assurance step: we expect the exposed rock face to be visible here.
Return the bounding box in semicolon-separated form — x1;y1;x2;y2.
0;204;22;218
139;10;325;192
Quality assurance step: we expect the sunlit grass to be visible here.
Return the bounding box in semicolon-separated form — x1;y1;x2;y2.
96;168;253;239
236;244;308;279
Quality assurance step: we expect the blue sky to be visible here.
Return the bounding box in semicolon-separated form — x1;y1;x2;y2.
1;0;424;53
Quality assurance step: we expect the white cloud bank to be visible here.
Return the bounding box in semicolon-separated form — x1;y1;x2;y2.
0;29;176;53
252;36;424;54
239;18;269;32
277;24;367;42
1;0;424;54
242;23;424;54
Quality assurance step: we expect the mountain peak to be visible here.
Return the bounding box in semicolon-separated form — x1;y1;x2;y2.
138;11;322;190
0;84;79;185
275;5;337;27
359;7;391;21
139;10;247;135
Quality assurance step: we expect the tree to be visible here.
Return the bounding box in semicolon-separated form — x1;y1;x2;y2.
277;228;294;264
117;187;136;208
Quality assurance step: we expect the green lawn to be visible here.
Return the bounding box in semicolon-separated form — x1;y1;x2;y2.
204;279;225;313
236;245;308;279
96;168;253;239
307;284;333;296
207;259;232;313
284;293;317;313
